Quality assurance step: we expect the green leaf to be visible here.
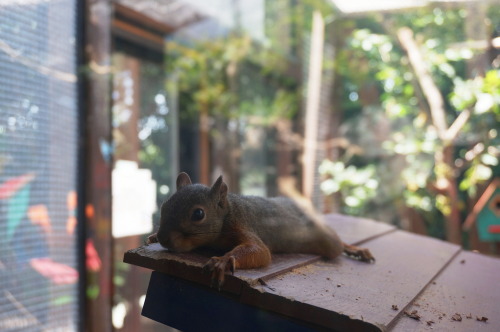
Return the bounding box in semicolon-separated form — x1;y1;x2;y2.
475;164;493;180
481;154;499;166
345;196;361;207
320;179;340;195
475;93;495;114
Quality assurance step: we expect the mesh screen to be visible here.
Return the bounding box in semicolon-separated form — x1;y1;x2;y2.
0;1;79;331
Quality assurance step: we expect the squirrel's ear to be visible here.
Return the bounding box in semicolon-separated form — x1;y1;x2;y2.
176;172;192;190
210;175;228;208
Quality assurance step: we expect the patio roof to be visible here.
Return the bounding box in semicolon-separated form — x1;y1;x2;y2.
113;0;206;32
330;0;490;15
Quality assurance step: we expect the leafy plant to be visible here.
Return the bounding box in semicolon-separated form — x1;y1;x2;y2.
319;160;379;215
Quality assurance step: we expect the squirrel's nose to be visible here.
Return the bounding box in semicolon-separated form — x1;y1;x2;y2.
156;230;170;249
158;230;187;252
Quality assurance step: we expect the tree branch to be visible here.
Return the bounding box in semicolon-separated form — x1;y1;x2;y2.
444;109;471;142
397;27;448;139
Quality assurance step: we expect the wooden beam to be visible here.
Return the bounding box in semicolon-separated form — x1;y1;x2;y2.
112;19;164;50
113;2;176;35
302;11;325;199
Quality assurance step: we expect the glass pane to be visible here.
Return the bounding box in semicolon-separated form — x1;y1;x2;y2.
111;39;177;331
168;0;305;199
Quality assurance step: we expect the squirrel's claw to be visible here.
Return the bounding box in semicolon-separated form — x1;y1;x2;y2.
355;248;375;263
343;244;375;263
146;233;158;245
203;255;237;290
202;263;211;275
229;256;236;275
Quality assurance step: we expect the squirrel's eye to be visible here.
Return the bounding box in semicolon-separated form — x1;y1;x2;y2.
191;208;205;221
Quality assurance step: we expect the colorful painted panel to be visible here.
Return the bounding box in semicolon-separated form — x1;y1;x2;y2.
478;188;500;242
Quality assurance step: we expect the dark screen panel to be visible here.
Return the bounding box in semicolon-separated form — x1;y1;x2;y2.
0;1;79;330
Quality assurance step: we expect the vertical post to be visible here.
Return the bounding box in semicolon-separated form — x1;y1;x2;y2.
83;0;113;331
199;103;211;185
302;11;324;199
167;73;180;191
324;19;344;213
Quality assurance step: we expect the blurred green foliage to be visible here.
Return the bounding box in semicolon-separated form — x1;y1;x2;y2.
320;5;500;235
319;160;379;215
166;34;299;125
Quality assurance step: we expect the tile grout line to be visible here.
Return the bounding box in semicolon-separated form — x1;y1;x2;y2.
353;227;399;246
385;246;463;331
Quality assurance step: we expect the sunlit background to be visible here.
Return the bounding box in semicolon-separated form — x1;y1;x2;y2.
0;0;499;331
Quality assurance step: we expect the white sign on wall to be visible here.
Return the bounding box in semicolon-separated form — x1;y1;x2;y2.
112;160;157;238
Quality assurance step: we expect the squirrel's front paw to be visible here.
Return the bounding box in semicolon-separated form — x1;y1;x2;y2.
203;255;236;290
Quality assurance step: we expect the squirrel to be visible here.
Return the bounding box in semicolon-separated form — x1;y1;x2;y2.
148;172;374;288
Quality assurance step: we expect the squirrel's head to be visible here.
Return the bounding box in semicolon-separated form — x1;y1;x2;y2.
156;172;229;252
